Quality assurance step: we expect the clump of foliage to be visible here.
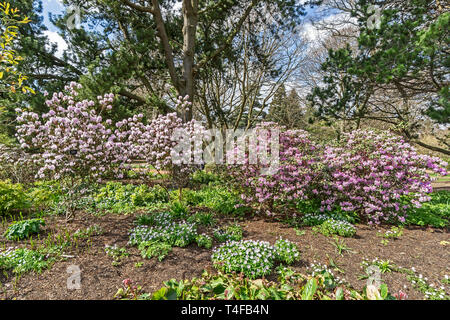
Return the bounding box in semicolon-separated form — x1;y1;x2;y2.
138;241;172;261
0;180;29;215
129;223;197;249
404;191;450;228
4;218;45;240
301;212;354;227
212;240;276;279
406;273;449;300
129;211;198;261
273;238;300;264
92;182;168;213
360;258;397;274
0;247;51;274
195;234;213;249
187;212;216;226
182;185;245;215
26;180;63;210
150;267;394;300
213;224;243;242
104;244;129;266
313;219;356;237
378;226;403;240
191;170;220;185
227;123;320;216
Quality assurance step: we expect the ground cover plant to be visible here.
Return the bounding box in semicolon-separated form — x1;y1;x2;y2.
211;238;300;279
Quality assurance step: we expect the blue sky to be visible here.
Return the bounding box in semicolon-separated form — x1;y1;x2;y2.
39;0;334;58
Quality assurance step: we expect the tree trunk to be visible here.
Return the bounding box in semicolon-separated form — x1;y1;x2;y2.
180;0;198;122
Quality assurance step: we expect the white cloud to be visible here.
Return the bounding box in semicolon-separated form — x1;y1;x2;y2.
43;30;68;58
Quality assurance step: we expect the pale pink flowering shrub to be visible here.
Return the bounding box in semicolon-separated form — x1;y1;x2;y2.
319;130;448;224
15;83;134;219
228;123;320;215
16;82;132;183
126;96;207;194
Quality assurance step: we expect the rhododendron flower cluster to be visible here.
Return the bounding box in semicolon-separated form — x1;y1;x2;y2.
15;82;133;183
228;122;320;215
319;130;448;224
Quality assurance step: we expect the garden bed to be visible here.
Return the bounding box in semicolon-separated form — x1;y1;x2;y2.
1;206;448;300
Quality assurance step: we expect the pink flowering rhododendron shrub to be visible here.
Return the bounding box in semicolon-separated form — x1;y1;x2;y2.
319;130;448;224
228;123;320;215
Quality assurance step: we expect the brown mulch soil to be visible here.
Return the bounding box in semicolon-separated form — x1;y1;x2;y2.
0;211;449;300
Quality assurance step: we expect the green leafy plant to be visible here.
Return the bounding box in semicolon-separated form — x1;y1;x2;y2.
378;226;403;240
191;170;220;185
313;219;356;237
213;224;243;242
361;258;396;274
0;180;29;215
92;182;169;213
195;233;213;249
4;218;45;240
212;240;275;279
273;238;300;264
211;238;299;279
149;268;393;300
0;247;52;274
138;241;172;261
26;180;62;210
187;212;216;226
331;237;353;256
404;191;450;228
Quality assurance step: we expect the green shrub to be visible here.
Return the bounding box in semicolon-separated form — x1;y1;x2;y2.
4;218;45;240
0;180;29;215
